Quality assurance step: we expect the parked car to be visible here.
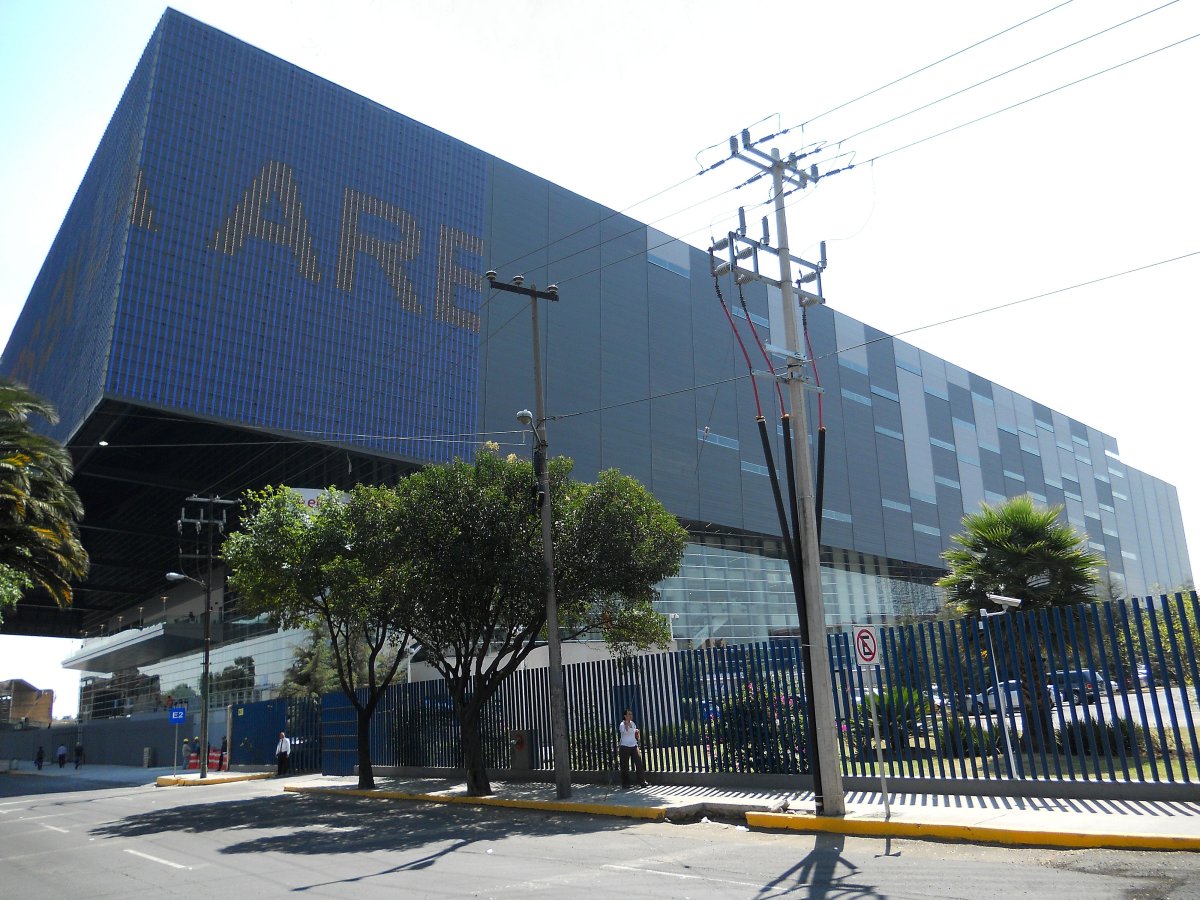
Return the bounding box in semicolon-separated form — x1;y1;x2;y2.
969;680;1022;715
1046;670;1100;705
1135;664;1154;689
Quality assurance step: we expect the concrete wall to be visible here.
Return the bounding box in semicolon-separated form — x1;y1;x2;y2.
0;710;230;769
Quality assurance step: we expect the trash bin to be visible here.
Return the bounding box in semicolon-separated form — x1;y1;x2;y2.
509;729;536;770
142;747;156;768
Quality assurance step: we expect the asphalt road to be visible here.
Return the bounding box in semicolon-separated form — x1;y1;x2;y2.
2;775;1199;899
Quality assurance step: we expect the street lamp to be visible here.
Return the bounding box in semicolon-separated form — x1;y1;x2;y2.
980;593;1023;778
515;406;572;801
489;269;572;801
167;570;211;779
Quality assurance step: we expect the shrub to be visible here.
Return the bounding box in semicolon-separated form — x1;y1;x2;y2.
708;682;807;774
850;687;930;758
652;721;702;748
569;721;616;771
1058;716;1162;757
936;715;996;757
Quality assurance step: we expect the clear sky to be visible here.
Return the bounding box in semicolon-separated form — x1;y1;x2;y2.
1;1;1197;716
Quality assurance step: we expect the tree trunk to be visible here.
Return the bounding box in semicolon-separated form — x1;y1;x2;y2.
459;703;490;796
357;705;375;789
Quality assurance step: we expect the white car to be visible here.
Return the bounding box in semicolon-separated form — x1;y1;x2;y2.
970;680;1022;715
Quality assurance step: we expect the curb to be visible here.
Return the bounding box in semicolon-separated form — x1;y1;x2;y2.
744;811;1200;852
156;772;276;787
284;785;667;820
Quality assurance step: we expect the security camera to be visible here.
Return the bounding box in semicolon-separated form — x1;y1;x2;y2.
516;409;533;427
986;593;1023;609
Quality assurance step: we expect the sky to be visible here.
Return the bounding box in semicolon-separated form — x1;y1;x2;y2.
1;0;1197;716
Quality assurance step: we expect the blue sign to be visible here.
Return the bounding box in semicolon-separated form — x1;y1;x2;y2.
168;707;187;724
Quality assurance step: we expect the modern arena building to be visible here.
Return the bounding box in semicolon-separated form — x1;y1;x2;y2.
2;10;1191;719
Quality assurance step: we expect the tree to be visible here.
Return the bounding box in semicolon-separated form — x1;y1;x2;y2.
279;628;342;700
0;378;88;622
279;625;403;700
392;448;686;795
937;495;1105;613
222;485;413;788
937;494;1105;751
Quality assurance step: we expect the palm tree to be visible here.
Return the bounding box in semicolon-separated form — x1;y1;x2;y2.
0;378;88;620
937;494;1103;611
937;495;1104;753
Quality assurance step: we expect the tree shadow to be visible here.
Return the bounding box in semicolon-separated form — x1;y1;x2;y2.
90;790;633;861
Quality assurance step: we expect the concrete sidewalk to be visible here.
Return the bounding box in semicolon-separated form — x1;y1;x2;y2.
1;761;269;787
278;774;1200;852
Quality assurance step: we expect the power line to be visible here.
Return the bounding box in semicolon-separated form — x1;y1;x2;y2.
549;250;1200;426
798;1;1077;128
820;250;1200;360
121;249;1200;451
834;1;1182;148
868;29;1200;165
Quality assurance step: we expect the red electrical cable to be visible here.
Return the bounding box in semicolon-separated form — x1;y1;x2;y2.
709;258;763;419
735;282;786;417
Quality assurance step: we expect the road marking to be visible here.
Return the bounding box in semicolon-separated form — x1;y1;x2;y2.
40;823;68;833
124;848;192;870
603;863;765;890
605;864;696;880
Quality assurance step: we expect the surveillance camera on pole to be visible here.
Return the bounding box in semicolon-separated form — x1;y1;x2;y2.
986;594;1023;610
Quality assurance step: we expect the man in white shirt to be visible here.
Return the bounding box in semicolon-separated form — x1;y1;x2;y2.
617;709;648;788
275;731;291;776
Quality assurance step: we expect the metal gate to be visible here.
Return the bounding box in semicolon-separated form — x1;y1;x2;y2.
322;692;358;776
230;696;320;772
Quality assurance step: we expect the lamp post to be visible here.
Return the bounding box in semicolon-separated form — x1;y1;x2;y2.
487;269;572;800
167;570;210;778
981;593;1023;778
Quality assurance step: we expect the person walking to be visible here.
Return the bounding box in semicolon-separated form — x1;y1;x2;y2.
56;744;67;768
73;742;84;769
275;731;291;776
218;735;228;772
617;709;648;789
35;746;44;770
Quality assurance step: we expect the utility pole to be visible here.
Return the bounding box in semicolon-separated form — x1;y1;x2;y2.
171;495;238;779
485;270;573;800
711;132;846;816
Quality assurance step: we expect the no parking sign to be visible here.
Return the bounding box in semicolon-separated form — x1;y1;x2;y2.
851;624;882;668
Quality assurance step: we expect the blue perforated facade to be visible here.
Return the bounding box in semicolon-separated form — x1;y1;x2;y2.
11;12;485;464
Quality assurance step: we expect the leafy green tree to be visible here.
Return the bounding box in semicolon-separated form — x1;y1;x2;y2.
223;485;413;788
279;628;342;699
279;626;404;699
0;378;88;621
393;448;685;795
937;494;1105;751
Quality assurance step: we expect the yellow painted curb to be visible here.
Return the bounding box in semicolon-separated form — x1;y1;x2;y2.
284;785;666;820
745;812;1200;852
156;772;276;787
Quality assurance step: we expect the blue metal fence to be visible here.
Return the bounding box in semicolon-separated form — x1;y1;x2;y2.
230;695;321;772
318;593;1198;787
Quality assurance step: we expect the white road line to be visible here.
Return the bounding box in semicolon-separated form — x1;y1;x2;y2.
605;864;697;880
40;823;68;833
603;863;766;890
124;848;192;870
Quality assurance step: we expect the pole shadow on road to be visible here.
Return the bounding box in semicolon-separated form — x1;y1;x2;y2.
758;832;884;899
